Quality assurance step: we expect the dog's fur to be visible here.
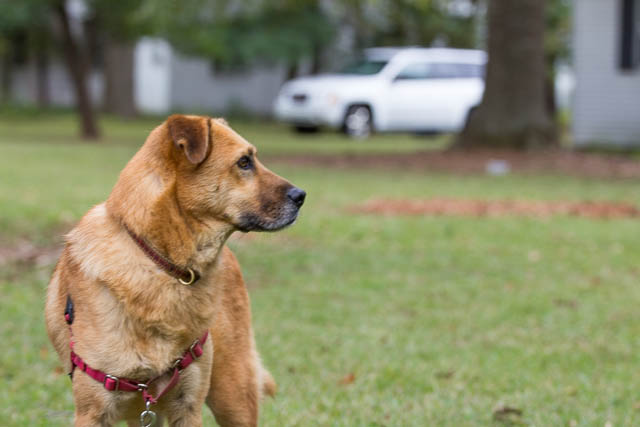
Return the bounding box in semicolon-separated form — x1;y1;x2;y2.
45;115;304;426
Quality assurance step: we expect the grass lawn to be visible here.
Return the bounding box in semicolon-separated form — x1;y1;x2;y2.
2;113;640;425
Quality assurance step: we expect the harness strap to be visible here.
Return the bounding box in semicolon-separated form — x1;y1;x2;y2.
70;350;142;391
69;331;208;399
65;292;208;407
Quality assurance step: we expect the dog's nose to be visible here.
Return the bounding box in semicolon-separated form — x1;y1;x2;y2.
287;187;306;207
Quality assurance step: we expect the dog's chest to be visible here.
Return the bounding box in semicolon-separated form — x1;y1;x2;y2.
76;282;213;378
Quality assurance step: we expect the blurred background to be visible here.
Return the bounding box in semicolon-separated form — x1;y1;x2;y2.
3;0;640;425
0;0;576;139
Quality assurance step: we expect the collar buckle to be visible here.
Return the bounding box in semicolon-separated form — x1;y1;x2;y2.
104;374;120;391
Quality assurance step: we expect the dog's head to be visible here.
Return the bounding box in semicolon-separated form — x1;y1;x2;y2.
166;114;305;232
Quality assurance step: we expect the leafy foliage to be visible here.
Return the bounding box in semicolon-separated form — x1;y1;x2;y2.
338;0;477;50
149;0;335;68
0;0;51;55
546;0;571;62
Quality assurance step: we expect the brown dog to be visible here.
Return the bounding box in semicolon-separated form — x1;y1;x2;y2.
45;115;306;426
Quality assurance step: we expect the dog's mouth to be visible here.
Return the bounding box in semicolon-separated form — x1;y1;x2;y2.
236;206;300;233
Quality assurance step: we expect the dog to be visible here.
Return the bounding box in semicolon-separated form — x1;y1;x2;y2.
45;115;306;426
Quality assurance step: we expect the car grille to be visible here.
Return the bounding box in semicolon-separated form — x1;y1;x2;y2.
292;93;308;103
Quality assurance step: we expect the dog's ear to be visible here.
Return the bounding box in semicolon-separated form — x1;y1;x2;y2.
167;115;211;165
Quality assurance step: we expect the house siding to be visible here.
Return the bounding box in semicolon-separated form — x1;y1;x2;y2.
573;0;640;146
169;53;286;116
9;60;102;108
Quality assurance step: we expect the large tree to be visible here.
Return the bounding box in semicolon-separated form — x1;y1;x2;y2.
456;0;555;149
54;0;100;139
0;0;100;139
91;0;152;118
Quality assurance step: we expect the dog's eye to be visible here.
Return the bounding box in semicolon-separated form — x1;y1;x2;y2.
237;156;252;170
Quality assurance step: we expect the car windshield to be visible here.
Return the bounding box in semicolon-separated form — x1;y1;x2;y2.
338;59;388;75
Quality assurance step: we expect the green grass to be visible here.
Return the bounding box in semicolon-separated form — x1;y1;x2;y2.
2;114;640;425
0;110;444;155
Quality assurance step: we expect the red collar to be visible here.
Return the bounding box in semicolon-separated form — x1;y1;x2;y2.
123;223;200;285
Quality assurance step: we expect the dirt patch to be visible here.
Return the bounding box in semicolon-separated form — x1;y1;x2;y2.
350;198;640;219
263;148;640;179
0;239;62;268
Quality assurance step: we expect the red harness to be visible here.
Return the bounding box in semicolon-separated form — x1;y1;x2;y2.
65;297;207;405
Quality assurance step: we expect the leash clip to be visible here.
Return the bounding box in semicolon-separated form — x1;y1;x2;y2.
140;399;157;427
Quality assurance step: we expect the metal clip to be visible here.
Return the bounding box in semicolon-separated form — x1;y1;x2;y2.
172;358;183;370
189;340;200;360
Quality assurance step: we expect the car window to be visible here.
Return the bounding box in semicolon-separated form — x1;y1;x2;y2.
395;63;432;80
339;60;388;75
451;63;485;78
395;62;485;80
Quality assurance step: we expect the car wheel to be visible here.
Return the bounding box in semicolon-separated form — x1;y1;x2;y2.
343;105;373;139
293;125;319;134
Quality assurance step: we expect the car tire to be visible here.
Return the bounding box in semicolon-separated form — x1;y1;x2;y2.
293;125;319;134
343;105;373;139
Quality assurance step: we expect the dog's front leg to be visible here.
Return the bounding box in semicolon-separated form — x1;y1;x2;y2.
166;412;203;427
72;383;116;427
165;353;212;427
74;410;113;427
165;394;205;427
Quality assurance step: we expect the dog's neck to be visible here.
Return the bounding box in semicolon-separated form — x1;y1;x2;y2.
112;195;234;273
106;152;234;272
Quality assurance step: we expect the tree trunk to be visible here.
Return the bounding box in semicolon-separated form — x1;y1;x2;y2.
54;1;100;140
456;0;555;149
104;38;136;118
310;44;322;75
0;47;12;104
35;44;50;108
285;63;298;81
544;52;557;117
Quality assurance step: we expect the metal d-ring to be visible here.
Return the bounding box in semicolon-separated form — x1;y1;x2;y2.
178;268;196;285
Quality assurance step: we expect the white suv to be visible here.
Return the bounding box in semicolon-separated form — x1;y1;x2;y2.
273;47;486;137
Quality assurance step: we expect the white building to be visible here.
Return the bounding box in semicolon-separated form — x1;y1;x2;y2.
10;37;287;117
573;0;640;146
134;38;286;115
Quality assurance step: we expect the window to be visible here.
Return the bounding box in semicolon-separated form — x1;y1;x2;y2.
339;60;388;75
395;62;485;80
620;0;640;70
395;63;432;80
454;63;485;78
